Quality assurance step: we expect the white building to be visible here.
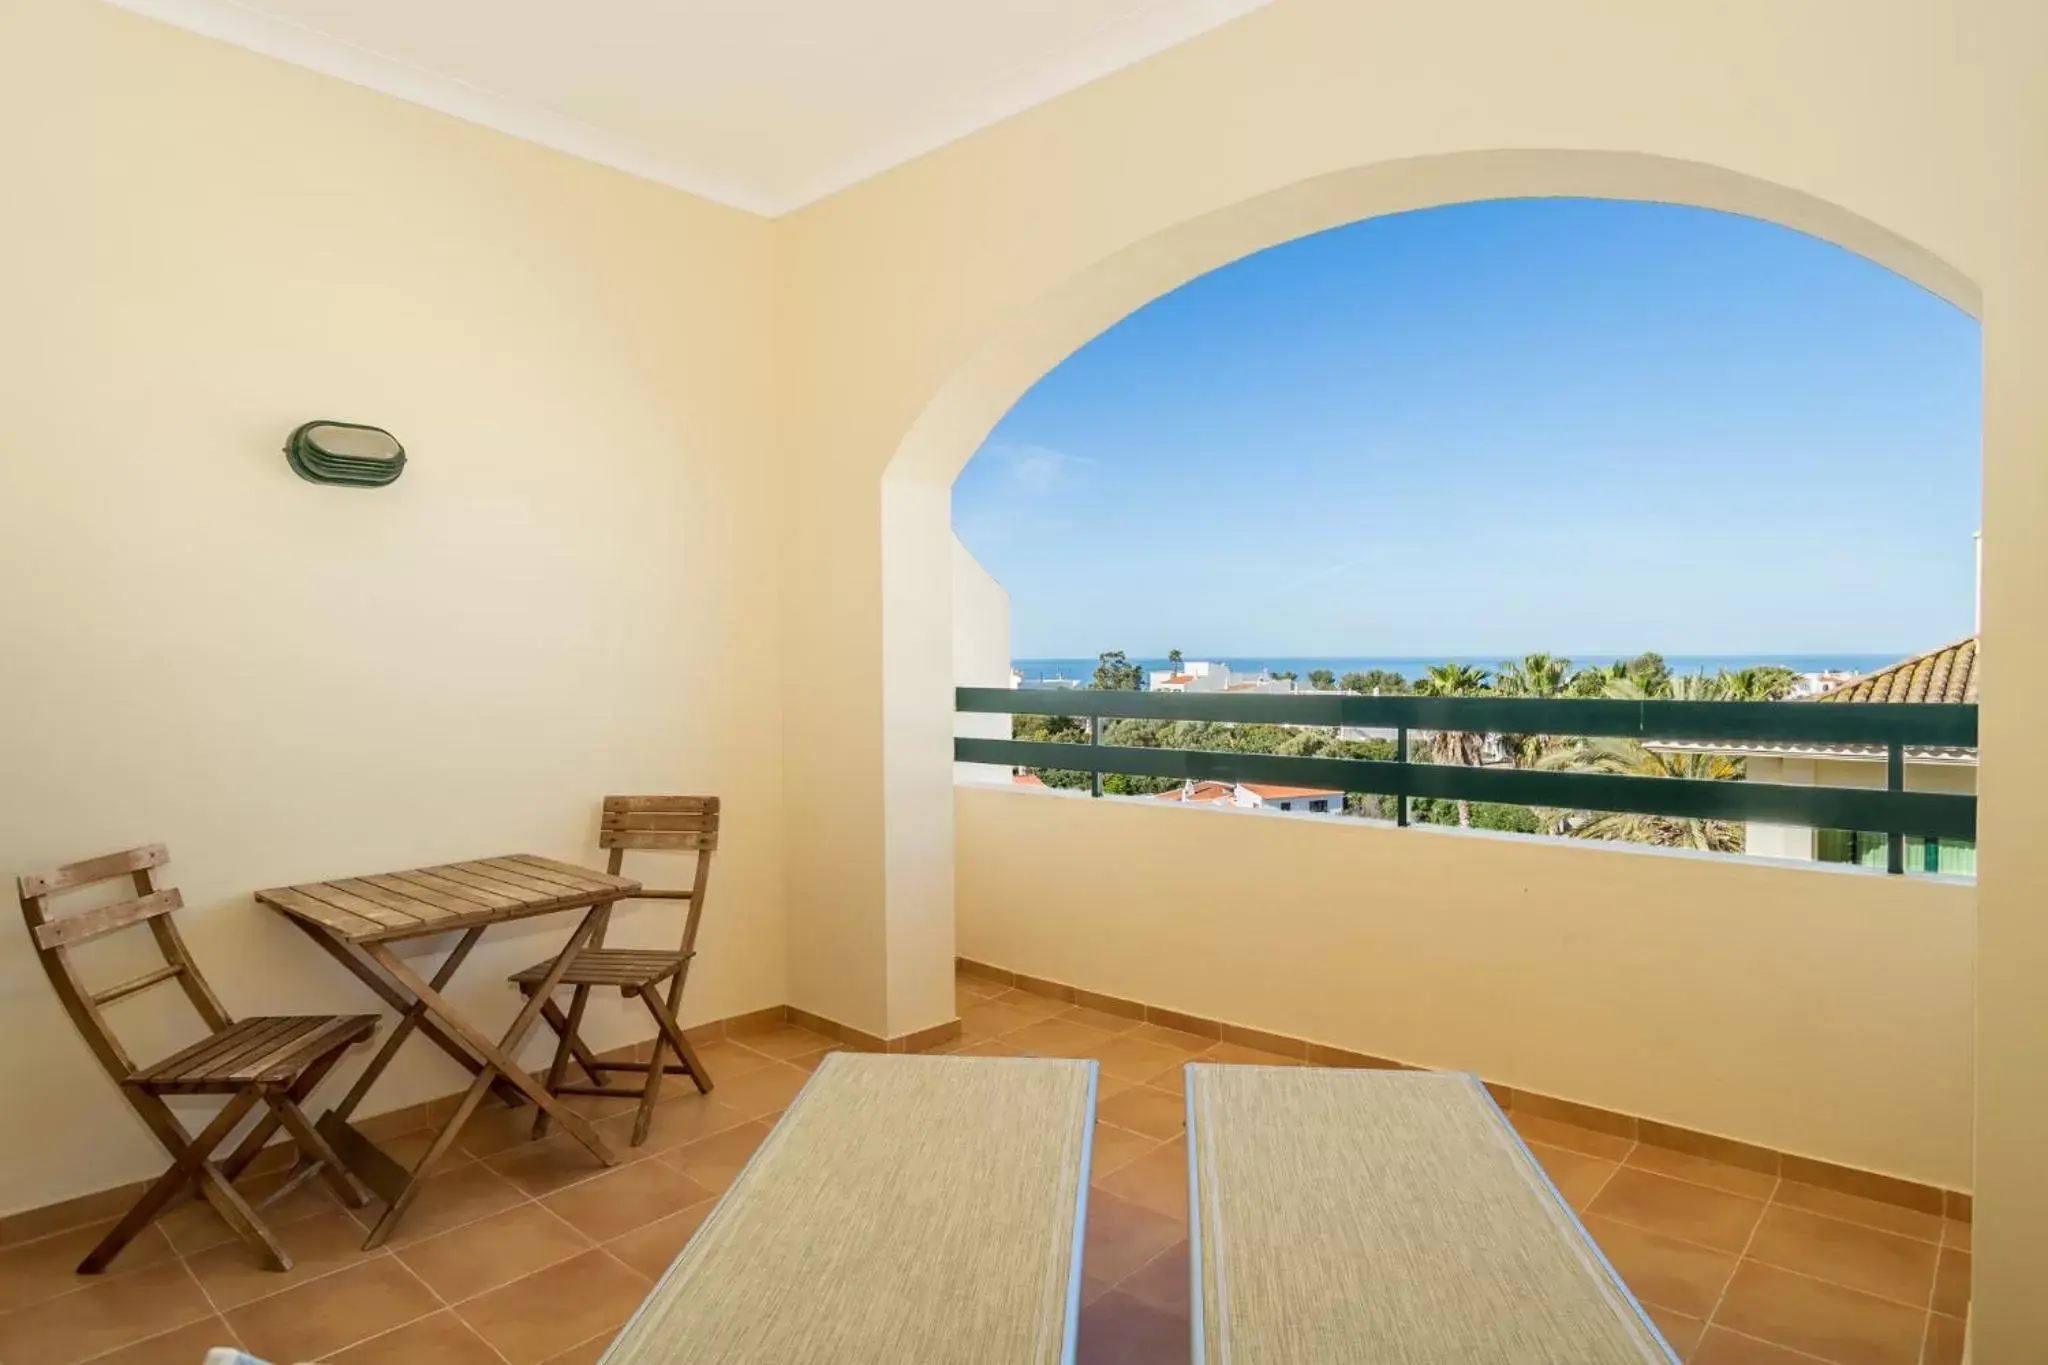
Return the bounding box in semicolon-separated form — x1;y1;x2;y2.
1148;661;1300;694
1156;780;1343;815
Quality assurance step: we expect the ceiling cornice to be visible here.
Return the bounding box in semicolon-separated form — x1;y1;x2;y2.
102;0;1271;217
102;0;783;215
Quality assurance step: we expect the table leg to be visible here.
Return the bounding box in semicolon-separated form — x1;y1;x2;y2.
286;917;526;1108
331;926;486;1123
357;906;619;1248
363;917;614;1158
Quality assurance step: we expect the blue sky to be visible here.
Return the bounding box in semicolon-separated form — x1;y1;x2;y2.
951;198;1981;660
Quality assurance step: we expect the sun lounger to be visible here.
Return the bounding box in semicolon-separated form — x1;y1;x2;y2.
603;1053;1098;1364
1185;1064;1677;1363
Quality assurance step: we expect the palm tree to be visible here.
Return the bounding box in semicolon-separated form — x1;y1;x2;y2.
1537;678;1746;850
1720;665;1798;701
1496;653;1573;767
1414;662;1492;827
1497;653;1572;698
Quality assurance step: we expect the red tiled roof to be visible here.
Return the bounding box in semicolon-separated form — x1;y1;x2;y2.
1012;772;1046;787
1815;637;1978;704
1156;781;1236;804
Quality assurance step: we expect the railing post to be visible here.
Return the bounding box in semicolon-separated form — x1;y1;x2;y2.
1395;724;1409;827
1886;741;1905;875
1090;713;1104;798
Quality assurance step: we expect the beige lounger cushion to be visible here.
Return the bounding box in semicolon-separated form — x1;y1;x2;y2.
1188;1064;1675;1363
603;1052;1096;1364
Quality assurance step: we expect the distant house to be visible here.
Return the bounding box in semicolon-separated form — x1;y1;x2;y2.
1656;637;1978;875
1156;779;1343;815
1147;661;1298;694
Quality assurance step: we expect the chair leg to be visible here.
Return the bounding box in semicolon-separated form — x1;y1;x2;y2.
267;1090;370;1209
79;1090;266;1274
535;984;592;1141
630;988;671;1146
222;1048;352;1191
642;983;712;1102
537;994;611;1085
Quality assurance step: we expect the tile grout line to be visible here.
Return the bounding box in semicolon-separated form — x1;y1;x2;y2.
1699;1173;1776;1350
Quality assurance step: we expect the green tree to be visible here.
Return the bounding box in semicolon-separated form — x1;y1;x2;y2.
1721;665;1798;701
1010;711;1090;789
1624;651;1672;697
1167;648;1184;670
1413;662;1492;828
1270;669;1298;682
1497;653;1572;698
1414;799;1542;834
1308;668;1336;691
1093;650;1144;691
1536;679;1746;850
1566;662;1625;697
1496;652;1574;767
1343;668;1408;695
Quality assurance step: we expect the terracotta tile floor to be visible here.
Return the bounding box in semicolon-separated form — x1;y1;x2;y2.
0;973;1970;1364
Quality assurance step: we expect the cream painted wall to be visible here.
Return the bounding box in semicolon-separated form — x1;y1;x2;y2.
770;0;2047;1344
0;0;784;1214
951;536;1013;787
959;784;1977;1189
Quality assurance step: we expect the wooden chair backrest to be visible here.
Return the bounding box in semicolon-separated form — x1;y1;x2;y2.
596;797;718;957
16;844;231;1080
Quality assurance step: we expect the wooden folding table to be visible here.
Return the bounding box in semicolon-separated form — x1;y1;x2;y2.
256;854;641;1248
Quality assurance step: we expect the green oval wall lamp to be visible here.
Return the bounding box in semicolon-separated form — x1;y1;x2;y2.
284;420;406;487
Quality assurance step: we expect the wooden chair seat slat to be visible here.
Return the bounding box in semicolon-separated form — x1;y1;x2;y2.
17;844;376;1272
230;1014;377;1083
143;1016;309;1085
508;948;690;988
135;1014;377;1091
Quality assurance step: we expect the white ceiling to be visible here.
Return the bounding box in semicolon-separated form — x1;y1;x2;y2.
109;0;1273;215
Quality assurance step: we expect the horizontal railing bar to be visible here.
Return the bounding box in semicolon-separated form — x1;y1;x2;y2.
958;687;1978;748
957;738;1978;841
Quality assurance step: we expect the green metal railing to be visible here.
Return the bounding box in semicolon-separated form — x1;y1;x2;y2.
954;687;1979;875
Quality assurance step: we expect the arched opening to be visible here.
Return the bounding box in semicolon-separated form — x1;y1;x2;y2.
874;153;1980;1202
953;196;1979;866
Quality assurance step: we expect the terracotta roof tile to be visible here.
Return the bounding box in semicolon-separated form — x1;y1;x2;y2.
1815;637;1977;705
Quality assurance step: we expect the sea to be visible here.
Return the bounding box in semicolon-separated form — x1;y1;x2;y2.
1011;653;1899;687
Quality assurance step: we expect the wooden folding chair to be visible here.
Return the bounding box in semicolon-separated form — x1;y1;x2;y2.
511;796;718;1145
17;844;378;1273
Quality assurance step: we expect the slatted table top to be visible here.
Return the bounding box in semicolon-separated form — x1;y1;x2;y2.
255;855;640;944
1188;1064;1676;1364
603;1053;1098;1365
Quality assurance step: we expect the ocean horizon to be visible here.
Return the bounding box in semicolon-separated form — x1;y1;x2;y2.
1011;652;1900;684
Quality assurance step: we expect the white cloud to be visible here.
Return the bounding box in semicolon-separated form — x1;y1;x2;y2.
995;443;1092;495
